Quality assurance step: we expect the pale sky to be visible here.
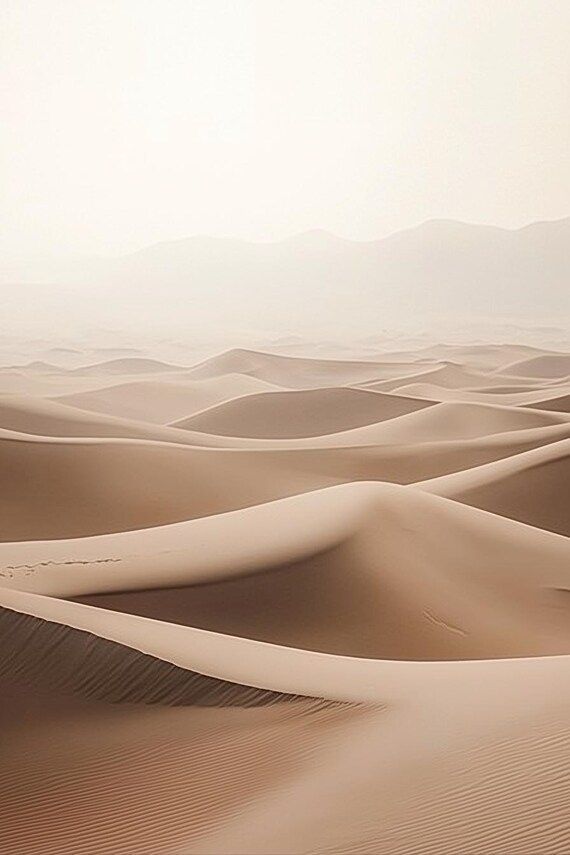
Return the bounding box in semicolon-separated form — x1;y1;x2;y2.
2;0;569;257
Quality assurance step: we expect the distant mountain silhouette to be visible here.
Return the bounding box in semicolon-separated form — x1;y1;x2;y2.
5;218;569;333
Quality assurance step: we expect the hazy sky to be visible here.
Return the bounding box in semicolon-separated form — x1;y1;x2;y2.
2;0;569;256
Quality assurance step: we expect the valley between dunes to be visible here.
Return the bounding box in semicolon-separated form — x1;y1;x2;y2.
1;341;569;854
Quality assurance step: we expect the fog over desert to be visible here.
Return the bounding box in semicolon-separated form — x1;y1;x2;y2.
1;1;570;853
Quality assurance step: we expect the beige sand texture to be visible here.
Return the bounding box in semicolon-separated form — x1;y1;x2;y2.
1;343;570;855
53;374;281;423
172;388;436;437
498;353;570;378
70;357;189;375
385;381;570;408
186;347;425;387
357;361;545;394
523;392;570;412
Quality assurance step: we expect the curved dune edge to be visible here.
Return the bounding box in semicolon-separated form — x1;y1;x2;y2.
1;481;569;667
2;389;570;453
386;381;570;408
1;588;570;707
499;353;570;379
171;387;436;438
171;400;570;446
3;420;570;542
2;577;570;854
4;397;569;449
1;479;568;596
52;373;282;423
418;437;570;535
2;645;569;855
523;392;570;412
0;604;336;707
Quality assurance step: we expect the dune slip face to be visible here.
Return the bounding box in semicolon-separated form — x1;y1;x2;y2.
1;343;570;854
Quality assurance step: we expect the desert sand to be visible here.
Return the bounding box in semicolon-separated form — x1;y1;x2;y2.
1;341;569;854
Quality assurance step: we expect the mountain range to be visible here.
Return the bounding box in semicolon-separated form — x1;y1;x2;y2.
3;218;569;334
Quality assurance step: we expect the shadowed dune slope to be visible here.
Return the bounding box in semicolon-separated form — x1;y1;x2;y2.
523;393;570;413
318;401;570;445
58;482;569;662
2;419;570;541
2;592;568;855
172;388;435;438
0;482;568;660
0;394;194;442
1;473;570;855
0;395;297;447
53;375;280;423
500;353;570;378
419;438;570;536
0;654;363;855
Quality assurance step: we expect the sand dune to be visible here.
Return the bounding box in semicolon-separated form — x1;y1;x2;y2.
2;416;569;542
403;342;556;371
2;480;568;659
523;393;570;412
0;394;248;447
389;381;570;408
2;339;569;854
1;481;569;853
500;352;570;378
7;391;569;454
186;347;416;387
0;394;187;441
297;400;570;445
360;361;535;393
71;357;188;375
173;400;570;448
173;388;435;437
54;374;280;424
4;360;64;373
419;438;570;535
1;620;568;855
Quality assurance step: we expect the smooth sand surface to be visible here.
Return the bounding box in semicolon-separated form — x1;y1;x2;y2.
418;437;570;535
359;361;539;393
172;388;436;437
53;374;281;423
393;381;570;407
499;353;570;378
1;342;569;854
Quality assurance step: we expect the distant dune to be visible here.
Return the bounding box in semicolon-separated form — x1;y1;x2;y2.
71;357;188;375
173;388;435;438
54;374;280;424
359;361;536;393
187;347;409;387
388;381;570;408
499;353;570;378
3;360;63;373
